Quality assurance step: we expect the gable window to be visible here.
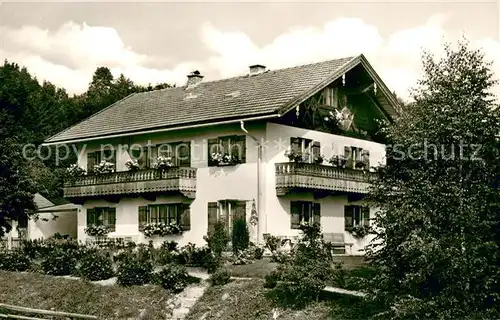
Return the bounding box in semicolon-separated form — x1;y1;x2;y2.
207;200;246;234
290;201;320;229
324;86;338;108
344;146;370;170
87;149;116;173
344;205;370;229
138;203;191;231
207;136;246;166
87;207;116;232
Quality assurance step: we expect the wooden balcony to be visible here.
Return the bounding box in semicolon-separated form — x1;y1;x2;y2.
275;162;372;196
64;167;197;200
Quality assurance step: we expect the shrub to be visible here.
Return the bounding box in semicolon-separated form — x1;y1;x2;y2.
41;248;77;276
231;247;255;265
267;223;334;308
209;268;231;286
162;240;179;252
270;248;291;263
232;219;250;253
254;246;264;259
264;269;280;289
0;249;31;271
203;220;229;258
78;249;114;281
154;264;189;292
116;255;153;286
264;234;281;252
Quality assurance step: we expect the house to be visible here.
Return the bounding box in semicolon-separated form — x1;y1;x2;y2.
43;54;398;254
1;193;79;248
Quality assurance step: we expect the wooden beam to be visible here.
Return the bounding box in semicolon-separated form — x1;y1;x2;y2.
0;303;97;319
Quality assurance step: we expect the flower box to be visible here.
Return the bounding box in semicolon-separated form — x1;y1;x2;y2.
93;160;115;174
141;222;183;237
328;155;347;168
66;164;86;178
285;150;308;163
346;225;370;239
125;159;140;171
211;153;240;166
154;156;173;171
85;225;110;237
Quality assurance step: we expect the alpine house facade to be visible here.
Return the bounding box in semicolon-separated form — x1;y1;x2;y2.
44;55;399;255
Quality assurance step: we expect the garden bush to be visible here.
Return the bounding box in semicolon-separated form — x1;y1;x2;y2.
267;223;334;308
77;249;114;281
116;254;153;286
264;269;280;289
209;268;231;286
153;264;190;292
264;234;281;252
254;246;264;259
0;249;31;271
41;248;77;276
203;220;229;258
232;219;250;253
161;240;178;252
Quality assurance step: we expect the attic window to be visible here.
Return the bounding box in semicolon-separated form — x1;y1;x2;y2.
224;91;240;99
184;92;198;100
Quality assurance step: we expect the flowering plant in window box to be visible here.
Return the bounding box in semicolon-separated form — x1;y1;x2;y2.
346;225;370;239
141;222;183;237
312;154;325;165
355;160;366;170
125;159;140;171
84;225;110;237
66;164;86;178
154;156;173;171
328;155;347;168
285;150;307;163
93;160;115;174
211;153;240;166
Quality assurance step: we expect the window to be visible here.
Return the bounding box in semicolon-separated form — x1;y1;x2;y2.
290;137;316;163
323;86;338;108
87;149;116;173
87;207;116;232
207;136;246;166
207;200;246;234
344;205;370;229
290;201;320;229
344;146;369;169
17;215;28;229
138;204;191;231
131;141;191;169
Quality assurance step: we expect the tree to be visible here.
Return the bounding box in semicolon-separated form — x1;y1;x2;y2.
231;218;249;253
365;39;500;319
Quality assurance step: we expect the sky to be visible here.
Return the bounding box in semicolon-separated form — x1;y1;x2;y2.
1;1;499;101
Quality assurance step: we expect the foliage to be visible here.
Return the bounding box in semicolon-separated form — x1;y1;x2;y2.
204;220;230;258
231;247;255;265
153;156;173;171
77;249;114;281
346;225;370;238
284;150;307;163
209;268;231;286
365;39;500;319
93;160;115;174
125;159;140;171
0;249;31;271
232;219;250;253
41;248;77;276
175;243;218;271
66;164;86;177
84;224;110;237
153;263;189;292
116;253;153;286
141;222;182;237
254;246;264;259
263;234;281;252
211;153;240;166
267;223;334;308
312;154;324;165
328;155;347;168
161;240;179;252
264;269;280;289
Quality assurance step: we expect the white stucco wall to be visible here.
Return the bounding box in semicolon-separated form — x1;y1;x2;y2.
29;211;77;240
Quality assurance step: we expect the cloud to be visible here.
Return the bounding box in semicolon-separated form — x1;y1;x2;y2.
1;16;499;101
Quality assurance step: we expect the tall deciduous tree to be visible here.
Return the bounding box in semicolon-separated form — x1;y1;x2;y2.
366;40;500;319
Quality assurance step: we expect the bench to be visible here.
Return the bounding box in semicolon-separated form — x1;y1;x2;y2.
322;233;353;254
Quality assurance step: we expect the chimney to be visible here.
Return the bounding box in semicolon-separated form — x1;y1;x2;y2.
186;70;203;87
249;64;266;75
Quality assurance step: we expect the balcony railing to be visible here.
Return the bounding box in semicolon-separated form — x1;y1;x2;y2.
275;162;372;195
64;167;197;199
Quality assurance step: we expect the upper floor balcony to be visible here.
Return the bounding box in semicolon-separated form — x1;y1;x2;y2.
275;162;372;196
63;167;197;201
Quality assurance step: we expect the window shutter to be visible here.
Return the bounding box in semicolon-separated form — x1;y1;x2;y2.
233;135;246;163
104;149;116;168
312;141;321;159
207;139;218;166
361;149;370;169
180;204;191;231
313;203;321;226
290;201;300;229
87;152;96;172
362;206;370;227
178;142;191;167
344;206;353;230
207;202;218;234
232;201;246;222
148;146;158;169
87;208;95;226
290;137;300;153
138;206;148;231
108;208;116;232
344;146;353;168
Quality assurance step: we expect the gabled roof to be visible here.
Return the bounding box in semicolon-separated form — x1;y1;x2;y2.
45;55;399;144
34;193;54;209
36;203;80;213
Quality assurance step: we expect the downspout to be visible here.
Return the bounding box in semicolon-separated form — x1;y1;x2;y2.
240;121;262;242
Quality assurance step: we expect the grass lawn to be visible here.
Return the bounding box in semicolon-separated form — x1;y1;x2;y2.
0;271;173;319
186;279;378;320
226;258;278;278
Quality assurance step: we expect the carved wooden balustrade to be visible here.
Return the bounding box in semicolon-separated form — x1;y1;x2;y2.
64;167;197;199
275;162;372;195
